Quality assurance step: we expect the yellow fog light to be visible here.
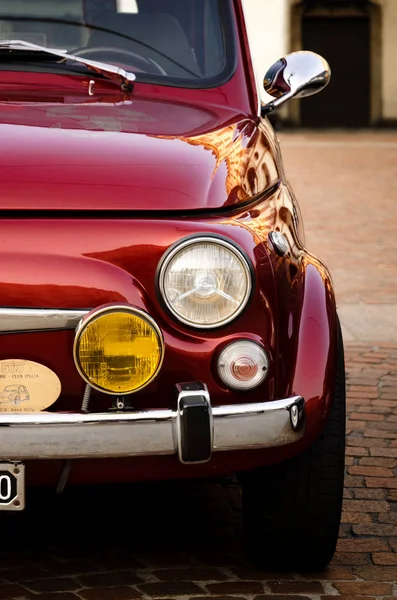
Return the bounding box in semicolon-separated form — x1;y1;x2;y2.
73;305;164;395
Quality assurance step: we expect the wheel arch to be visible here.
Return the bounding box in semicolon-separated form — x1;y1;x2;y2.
276;252;340;448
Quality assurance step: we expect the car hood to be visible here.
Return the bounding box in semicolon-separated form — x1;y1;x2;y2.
0;94;279;211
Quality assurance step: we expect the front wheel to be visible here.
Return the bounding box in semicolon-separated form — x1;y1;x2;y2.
242;318;346;571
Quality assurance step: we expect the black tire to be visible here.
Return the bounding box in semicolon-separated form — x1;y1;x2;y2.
242;318;346;571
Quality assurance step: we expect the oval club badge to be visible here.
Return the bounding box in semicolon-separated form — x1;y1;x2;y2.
0;360;61;412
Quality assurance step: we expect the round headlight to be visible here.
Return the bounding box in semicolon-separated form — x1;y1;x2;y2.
73;305;164;395
158;237;252;328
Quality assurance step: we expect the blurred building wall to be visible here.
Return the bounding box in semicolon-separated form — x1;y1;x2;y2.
383;0;397;120
241;0;289;104
242;0;397;126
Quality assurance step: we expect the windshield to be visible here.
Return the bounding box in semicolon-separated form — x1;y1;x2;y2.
0;0;234;87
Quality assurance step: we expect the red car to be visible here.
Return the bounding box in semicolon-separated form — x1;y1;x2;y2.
0;0;345;570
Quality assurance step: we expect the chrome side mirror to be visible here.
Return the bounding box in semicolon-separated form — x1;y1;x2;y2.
262;51;331;115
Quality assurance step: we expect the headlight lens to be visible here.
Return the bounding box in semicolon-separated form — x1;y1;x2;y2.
158;237;252;328
73;305;164;395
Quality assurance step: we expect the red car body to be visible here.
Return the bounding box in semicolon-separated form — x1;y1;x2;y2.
0;0;337;490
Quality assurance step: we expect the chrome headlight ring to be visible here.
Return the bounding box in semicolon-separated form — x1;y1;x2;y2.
73;304;165;395
157;235;254;329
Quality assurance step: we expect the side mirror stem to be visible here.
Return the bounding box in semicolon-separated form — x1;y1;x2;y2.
261;103;275;116
262;90;296;116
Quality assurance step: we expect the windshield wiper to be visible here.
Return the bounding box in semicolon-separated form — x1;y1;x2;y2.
0;39;136;90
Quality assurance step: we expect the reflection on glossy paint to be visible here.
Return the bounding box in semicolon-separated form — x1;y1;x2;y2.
218;184;336;439
154;122;279;206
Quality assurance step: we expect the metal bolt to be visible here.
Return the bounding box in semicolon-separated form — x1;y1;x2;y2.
14;468;20;475
13;500;20;507
290;405;299;429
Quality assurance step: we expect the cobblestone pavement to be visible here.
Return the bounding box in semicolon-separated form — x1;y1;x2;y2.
280;130;397;305
2;132;397;599
280;130;397;341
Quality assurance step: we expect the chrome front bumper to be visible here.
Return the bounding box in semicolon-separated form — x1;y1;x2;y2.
0;389;305;462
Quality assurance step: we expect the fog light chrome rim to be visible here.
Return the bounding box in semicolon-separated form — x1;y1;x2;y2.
73;304;164;395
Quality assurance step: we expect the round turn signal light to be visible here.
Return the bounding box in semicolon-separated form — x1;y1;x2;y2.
217;340;268;391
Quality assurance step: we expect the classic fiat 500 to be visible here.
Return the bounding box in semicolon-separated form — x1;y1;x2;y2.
0;0;345;570
0;384;30;405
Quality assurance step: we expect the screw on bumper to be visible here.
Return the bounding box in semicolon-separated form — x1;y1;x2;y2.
0;383;305;462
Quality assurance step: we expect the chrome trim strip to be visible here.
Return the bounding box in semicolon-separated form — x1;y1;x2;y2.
212;397;304;451
0;396;304;460
0;309;89;333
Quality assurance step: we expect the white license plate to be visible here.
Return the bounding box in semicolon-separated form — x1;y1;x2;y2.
0;463;25;510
